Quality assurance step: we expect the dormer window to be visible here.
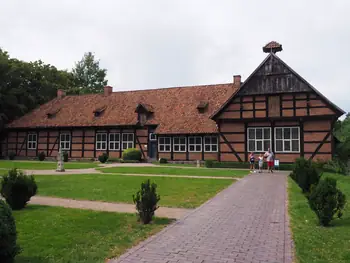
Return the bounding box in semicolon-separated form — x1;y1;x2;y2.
139;113;147;125
93;106;106;117
135;103;153;125
197;101;208;113
46;108;61;119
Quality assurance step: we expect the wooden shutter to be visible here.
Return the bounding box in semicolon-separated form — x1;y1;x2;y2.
268;96;280;117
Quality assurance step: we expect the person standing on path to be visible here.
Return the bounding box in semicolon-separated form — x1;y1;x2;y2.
258;153;264;173
249;152;255;172
264;148;274;173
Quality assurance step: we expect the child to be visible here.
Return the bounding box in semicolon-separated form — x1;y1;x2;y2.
249;152;255;172
258;153;264;173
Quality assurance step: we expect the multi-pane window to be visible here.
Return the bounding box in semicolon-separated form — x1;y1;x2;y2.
247;128;271;152
275;127;300;152
109;133;120;151
60;133;71;150
188;136;202;152
149;133;157;141
96;133;107;150
27;134;37;150
173;137;186;152
204;136;218;152
122;133;134;150
158;137;171;152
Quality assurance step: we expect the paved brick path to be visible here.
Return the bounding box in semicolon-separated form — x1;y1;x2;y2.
110;172;294;263
29;196;192;219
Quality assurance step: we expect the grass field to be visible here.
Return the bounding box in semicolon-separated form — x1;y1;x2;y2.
152;162;199;167
99;166;248;178
0;160;98;170
34;173;234;208
288;173;350;263
13;205;169;263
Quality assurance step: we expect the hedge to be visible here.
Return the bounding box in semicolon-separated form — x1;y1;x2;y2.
205;161;294;170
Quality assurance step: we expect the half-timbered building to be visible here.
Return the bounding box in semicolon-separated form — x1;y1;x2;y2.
0;42;345;163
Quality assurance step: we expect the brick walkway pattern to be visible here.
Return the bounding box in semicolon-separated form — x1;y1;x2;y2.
110;173;294;263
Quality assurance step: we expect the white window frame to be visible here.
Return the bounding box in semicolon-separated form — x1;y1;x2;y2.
158;137;171;152
188;136;202;152
247;127;271;152
122;133;134;150
27;133;37;150
173;137;186;152
60;133;71;150
149;133;157;141
96;133;107;151
109;133;120;151
204;136;218;152
274;127;300;153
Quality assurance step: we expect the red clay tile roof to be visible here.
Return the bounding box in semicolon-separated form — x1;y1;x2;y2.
7;84;237;134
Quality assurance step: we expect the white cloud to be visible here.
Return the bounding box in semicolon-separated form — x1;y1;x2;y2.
1;0;349;113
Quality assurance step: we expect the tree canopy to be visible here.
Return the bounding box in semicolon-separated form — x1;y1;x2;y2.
71;52;108;94
0;48;108;131
334;113;350;163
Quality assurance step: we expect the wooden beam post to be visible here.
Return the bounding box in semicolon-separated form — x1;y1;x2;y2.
300;121;304;157
309;131;331;160
219;132;242;162
82;129;85;158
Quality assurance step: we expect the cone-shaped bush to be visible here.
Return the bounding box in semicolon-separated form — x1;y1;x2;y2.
0;200;20;263
309;177;346;226
133;179;160;224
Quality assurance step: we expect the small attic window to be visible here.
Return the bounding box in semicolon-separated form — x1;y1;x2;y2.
46;108;61;119
93;106;106;117
197;101;208;113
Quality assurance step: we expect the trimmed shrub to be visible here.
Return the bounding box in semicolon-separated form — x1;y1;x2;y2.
290;158;321;194
0;200;20;263
98;153;109;163
205;160;214;168
63;151;69;162
0;169;37;210
309;177;346;226
159;158;167;164
122;148;141;161
38;151;45;161
323;159;348;174
133;179;160;224
8;152;16;161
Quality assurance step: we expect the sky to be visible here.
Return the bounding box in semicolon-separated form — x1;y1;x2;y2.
1;0;349;114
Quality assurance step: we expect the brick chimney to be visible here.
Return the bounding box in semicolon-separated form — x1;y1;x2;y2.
104;86;113;96
57;89;66;99
233;75;241;89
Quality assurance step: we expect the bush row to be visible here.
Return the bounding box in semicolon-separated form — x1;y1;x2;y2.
205;160;294;170
98;148;142;163
290;157;347;226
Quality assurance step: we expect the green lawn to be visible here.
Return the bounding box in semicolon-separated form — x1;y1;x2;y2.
99;166;248;178
14;205;170;263
35;174;234;208
152;162;199;167
0;160;98;170
288;173;350;263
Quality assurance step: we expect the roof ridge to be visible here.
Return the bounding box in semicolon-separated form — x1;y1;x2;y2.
63;82;233;98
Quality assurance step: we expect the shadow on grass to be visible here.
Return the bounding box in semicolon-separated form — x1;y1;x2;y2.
332;216;350;227
15;256;47;263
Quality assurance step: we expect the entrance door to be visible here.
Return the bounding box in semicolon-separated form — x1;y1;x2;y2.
148;133;157;159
